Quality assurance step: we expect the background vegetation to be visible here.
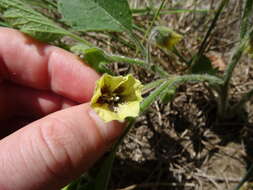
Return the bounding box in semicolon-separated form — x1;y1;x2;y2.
1;0;253;189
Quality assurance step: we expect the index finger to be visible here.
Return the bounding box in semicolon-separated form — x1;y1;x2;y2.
0;28;100;102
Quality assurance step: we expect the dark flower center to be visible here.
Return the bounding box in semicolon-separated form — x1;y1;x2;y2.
97;86;125;112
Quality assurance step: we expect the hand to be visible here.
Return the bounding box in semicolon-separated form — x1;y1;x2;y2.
0;28;123;190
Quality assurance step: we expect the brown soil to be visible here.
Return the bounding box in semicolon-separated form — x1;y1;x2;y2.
104;0;253;190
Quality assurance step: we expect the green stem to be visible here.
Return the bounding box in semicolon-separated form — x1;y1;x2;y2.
140;80;172;113
128;30;147;58
131;8;210;15
109;54;146;67
197;0;230;55
131;7;151;14
111;118;135;153
144;0;166;67
88;74;223;190
141;74;223;113
143;79;167;92
109;54;169;77
143;0;167;42
93;79;174;190
108;33;135;50
174;74;223;85
62;73;223;190
151;65;170;77
221;26;253;118
240;0;253;39
190;0;229;70
68;33;94;47
109;80;175;170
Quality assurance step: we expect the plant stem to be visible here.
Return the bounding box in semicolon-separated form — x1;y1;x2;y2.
92;74;223;190
112;118;135;153
221;27;253;118
113;74;221;160
108;33;136;50
68;33;94;47
225;36;251;104
109;54;146;67
141;74;223;113
144;0;167;70
131;8;211;15
140;80;172;113
109;54;169;77
240;0;253;39
143;0;167;42
197;0;230;55
143;79;167;92
128;30;147;59
190;0;230;71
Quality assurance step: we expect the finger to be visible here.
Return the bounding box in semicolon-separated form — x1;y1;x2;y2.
0;82;76;120
0;27;100;102
0;103;124;190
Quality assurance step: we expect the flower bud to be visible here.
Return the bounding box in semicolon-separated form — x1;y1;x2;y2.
150;26;183;50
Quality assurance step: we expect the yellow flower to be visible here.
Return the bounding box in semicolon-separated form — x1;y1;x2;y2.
151;26;183;50
91;74;143;122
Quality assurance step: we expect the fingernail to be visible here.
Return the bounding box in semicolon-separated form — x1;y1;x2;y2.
88;109;124;142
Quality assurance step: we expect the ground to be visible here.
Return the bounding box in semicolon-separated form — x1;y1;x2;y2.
100;0;253;189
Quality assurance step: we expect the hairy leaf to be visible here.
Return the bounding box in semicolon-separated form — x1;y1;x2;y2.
58;0;132;32
0;0;70;42
71;44;113;74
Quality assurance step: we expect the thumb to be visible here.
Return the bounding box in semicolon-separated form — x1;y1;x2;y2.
0;103;124;190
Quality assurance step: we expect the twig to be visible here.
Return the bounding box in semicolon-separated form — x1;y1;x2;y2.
194;172;241;183
116;182;195;190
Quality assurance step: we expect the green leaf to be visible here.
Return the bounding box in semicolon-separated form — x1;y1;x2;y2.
58;0;132;32
191;55;218;75
23;0;56;10
61;174;94;190
0;21;9;27
0;0;70;42
62;153;116;190
94;152;115;190
70;44;113;74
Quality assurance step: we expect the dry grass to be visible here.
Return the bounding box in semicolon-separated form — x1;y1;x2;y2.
96;1;253;190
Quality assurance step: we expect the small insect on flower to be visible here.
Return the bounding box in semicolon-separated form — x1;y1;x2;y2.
91;74;143;123
150;26;183;51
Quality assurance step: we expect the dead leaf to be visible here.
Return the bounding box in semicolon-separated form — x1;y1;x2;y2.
206;51;226;72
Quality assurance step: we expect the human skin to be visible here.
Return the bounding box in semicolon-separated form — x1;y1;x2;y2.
0;27;123;190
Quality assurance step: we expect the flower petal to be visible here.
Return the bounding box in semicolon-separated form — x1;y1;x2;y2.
91;74;143;123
